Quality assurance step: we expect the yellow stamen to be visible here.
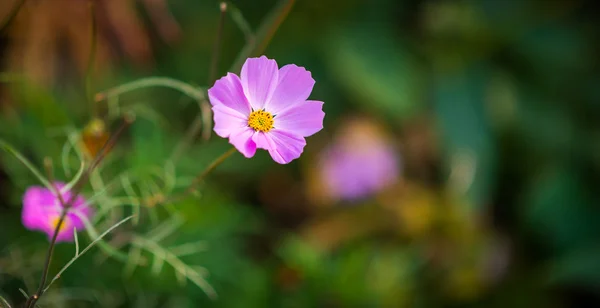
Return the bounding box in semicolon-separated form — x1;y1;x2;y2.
50;216;67;233
248;110;274;132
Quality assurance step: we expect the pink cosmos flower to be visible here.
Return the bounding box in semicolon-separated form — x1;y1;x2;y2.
208;56;325;164
319;118;400;202
22;182;93;242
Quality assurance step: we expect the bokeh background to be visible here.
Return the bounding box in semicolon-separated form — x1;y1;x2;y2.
1;0;600;307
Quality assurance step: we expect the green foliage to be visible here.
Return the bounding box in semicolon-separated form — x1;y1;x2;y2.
2;0;600;307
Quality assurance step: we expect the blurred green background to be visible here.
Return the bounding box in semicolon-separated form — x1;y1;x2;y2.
1;0;600;307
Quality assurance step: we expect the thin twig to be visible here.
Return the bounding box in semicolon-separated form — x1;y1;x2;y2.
25;114;135;308
229;0;296;74
154;147;236;206
95;77;205;102
185;147;236;195
208;2;227;84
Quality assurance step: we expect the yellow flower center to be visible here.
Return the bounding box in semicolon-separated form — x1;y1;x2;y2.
248;110;274;132
50;216;67;233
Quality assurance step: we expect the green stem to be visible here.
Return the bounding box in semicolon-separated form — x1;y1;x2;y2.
186;147;237;194
208;2;227;84
25;115;134;307
96;77;205;102
25;209;67;308
229;0;296;74
159;147;237;206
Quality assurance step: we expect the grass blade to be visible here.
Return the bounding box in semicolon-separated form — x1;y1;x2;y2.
0;295;12;308
44;216;134;292
74;228;80;256
0;139;52;190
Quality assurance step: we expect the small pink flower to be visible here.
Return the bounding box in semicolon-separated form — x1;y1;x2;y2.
22;182;93;242
208;56;325;164
319;118;400;202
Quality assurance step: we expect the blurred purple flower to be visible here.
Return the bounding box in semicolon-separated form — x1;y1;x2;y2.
319;120;400;201
22;182;93;242
208;56;325;164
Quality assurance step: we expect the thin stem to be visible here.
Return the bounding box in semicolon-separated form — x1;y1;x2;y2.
25;210;67;308
25;159;68;308
95;77;205;102
157;147;236;206
208;2;227;84
25;114;134;308
225;1;254;44
229;0;296;74
85;0;98;117
68;113;135;204
186;147;236;194
174;2;227;148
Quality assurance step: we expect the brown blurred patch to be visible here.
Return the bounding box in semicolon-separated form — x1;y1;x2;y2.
0;0;181;88
80;117;110;159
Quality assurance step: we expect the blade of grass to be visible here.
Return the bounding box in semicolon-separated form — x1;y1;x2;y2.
43;216;134;292
0;139;52;189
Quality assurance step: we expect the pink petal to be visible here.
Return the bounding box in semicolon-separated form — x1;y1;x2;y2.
229;127;258;158
53;217;75;243
22;187;55;230
267;64;315;114
252;130;306;164
275;100;324;137
68;203;94;231
213;104;249;138
208;73;251;115
240;56;279;110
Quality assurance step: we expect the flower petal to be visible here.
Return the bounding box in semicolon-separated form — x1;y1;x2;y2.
208;73;251;115
267;64;315;114
53;218;75;243
213;104;249;138
240;56;279;110
275;100;324;137
252;130;306;164
229;127;257;158
22;187;55;230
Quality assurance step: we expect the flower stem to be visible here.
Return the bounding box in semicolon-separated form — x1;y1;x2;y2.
186;147;237;194
96;77;213;141
229;0;296;74
95;77;205;102
158;147;237;206
209;2;227;84
24;209;67;308
25;114;134;308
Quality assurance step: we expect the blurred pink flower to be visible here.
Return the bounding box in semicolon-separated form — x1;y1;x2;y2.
319;119;400;201
22;182;93;242
208;56;325;164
